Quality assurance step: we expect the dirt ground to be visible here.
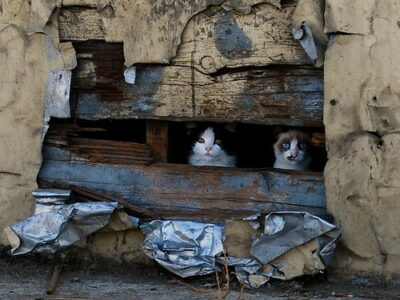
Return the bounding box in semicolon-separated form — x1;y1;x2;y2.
1;248;399;300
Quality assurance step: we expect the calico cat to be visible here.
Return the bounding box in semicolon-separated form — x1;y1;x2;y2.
273;129;311;170
188;126;236;167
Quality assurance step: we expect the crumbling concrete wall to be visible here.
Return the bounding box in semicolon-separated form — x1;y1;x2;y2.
324;0;400;275
0;1;75;244
0;1;47;244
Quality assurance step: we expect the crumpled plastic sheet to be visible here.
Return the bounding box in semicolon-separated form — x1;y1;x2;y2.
141;220;224;277
141;212;340;287
5;202;119;255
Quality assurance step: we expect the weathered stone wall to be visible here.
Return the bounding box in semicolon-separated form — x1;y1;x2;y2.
324;0;400;275
1;0;399;276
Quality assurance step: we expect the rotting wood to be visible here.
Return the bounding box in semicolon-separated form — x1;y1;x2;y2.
38;145;326;221
58;1;311;69
72;42;323;127
146;121;169;162
173;3;310;73
45;124;154;165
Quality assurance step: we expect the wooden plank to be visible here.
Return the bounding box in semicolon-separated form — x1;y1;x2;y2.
72;42;323;126
58;1;310;72
146;121;169;162
173;2;310;73
58;7;105;41
45;124;154;165
38;146;326;221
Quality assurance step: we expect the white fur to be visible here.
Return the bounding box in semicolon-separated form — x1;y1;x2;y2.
274;138;311;171
188;127;236;167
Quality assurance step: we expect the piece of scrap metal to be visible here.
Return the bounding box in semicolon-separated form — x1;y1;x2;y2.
142;212;340;287
234;212;340;287
292;22;320;65
5;202;119;255
141;220;224;277
33;189;72;214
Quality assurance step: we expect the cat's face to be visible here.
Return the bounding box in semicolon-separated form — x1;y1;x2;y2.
192;127;223;159
273;130;311;166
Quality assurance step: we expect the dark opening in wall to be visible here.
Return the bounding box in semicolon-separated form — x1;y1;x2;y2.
68;119;147;144
40;36;327;220
47;119;326;172
169;122;326;171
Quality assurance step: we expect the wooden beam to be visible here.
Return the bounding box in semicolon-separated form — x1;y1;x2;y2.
38;145;326;221
173;2;310;73
146;121;169;162
58;1;310;72
71;42;323;127
45;124;154;165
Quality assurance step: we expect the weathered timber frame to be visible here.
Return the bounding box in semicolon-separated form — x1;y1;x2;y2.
38;2;326;222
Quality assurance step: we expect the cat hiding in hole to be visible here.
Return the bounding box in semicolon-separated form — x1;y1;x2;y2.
188;126;236;167
273;129;311;171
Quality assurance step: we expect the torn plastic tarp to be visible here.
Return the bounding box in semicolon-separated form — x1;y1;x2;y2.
141;220;224;277
141;212;340;287
4;202;119;255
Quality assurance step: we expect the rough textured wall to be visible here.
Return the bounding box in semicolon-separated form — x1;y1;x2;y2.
0;1;47;244
324;0;400;275
0;1;75;245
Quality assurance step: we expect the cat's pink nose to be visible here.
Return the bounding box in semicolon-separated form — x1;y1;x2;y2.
205;146;212;152
290;151;298;158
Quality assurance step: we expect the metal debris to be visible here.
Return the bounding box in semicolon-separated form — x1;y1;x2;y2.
142;212;340;287
235;212;340;287
33;189;71;214
141;220;224;277
124;66;136;84
5;202;119;255
292;22;319;64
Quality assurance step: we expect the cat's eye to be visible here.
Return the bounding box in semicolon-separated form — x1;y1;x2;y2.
214;139;222;145
282;143;290;150
299;143;307;149
198;137;205;143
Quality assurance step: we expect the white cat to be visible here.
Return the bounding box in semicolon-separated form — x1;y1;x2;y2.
273;129;311;171
188;127;236;167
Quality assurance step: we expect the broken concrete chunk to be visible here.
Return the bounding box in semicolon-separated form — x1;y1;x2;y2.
59;42;77;70
27;0;61;34
224;219;262;258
